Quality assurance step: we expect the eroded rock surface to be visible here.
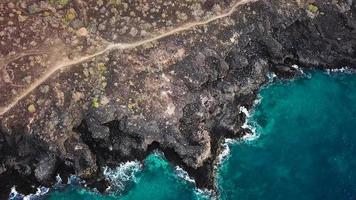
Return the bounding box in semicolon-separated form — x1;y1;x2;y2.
0;0;356;198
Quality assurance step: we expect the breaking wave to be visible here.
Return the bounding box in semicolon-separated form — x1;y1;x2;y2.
291;64;305;74
325;67;355;74
175;166;195;184
239;99;262;143
216;138;236;167
217;101;263;168
9;186;49;200
194;188;216;200
174;160;216;200
103;160;143;193
267;72;277;81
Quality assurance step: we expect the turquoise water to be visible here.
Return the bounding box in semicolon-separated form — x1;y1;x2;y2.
45;153;210;200
218;71;356;200
13;71;356;199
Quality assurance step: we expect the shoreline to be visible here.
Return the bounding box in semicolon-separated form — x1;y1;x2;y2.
1;0;356;199
8;68;356;199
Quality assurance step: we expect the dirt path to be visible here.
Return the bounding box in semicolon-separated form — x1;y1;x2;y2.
0;0;257;116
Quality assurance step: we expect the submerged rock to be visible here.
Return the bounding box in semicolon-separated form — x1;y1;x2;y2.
0;0;356;198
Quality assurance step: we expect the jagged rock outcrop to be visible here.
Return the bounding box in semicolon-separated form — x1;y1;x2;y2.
0;0;355;198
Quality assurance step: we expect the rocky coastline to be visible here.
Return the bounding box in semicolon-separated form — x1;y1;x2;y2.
0;0;355;199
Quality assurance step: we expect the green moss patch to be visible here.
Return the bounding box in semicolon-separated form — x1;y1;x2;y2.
307;4;319;13
63;8;76;24
92;97;100;108
48;0;70;7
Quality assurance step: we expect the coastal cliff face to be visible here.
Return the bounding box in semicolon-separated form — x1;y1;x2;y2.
0;0;355;198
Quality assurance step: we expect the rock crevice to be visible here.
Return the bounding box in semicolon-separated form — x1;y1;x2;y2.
1;0;356;198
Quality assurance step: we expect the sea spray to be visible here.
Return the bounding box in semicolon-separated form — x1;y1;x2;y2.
291;64;305;74
217;103;262;167
9;186;49;200
173;166;216;199
33;150;221;199
216;138;235;167
173;158;217;200
215;101;264;197
175;166;195;184
325;67;355;74
55;174;62;185
8;187;20;200
194;188;216;200
267;71;277;81
103;160;142;193
239;104;261;142
66;175;84;185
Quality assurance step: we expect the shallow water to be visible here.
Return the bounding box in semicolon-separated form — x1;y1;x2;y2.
11;71;356;199
45;153;211;200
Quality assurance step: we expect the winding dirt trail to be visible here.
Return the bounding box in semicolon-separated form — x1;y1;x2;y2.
0;49;46;70
0;0;257;116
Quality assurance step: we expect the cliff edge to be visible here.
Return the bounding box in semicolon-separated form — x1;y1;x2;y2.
0;0;355;198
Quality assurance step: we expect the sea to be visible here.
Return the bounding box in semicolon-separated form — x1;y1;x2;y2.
9;70;356;200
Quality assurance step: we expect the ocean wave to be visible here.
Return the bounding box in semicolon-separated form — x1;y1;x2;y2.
174;162;217;200
194;188;216;200
241;116;261;143
66;175;85;185
325;67;355;75
291;64;305;74
239;106;260;143
267;72;277;81
55;174;62;185
216;138;236;167
9;186;49;200
8;187;21;200
242;129;260;142
239;106;250;118
253;94;262;106
175;166;195;184
8;173;67;200
103;160;142;193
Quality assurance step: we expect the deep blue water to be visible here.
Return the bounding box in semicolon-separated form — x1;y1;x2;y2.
11;70;356;199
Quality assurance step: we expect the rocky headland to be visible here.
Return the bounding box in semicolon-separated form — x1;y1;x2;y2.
0;0;355;198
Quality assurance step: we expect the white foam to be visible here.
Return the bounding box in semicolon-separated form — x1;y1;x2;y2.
241;114;260;142
326;67;355;74
267;72;277;81
23;187;50;200
242;129;260;142
239;104;261;143
103;160;142;192
8;186;21;200
216;138;236;167
67;175;84;185
239;106;250;118
9;186;50;200
239;106;253;130
55;174;62;184
292;64;305;74
332;67;347;73
253;95;262;106
194;188;217;200
174;166;217;199
175;166;195;184
291;64;299;70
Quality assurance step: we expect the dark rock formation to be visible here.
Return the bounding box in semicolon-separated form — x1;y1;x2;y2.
0;0;355;199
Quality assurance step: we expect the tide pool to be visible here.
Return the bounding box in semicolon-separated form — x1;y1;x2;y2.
12;70;356;200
